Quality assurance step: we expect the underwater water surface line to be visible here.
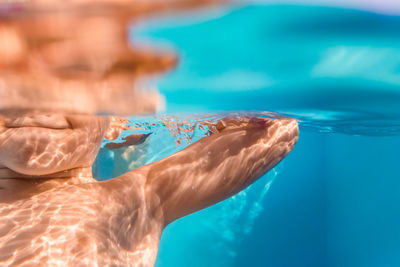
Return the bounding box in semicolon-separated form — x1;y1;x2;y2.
0;1;300;266
0;113;299;266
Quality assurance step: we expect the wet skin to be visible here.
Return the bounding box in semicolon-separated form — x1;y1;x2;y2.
0;112;298;266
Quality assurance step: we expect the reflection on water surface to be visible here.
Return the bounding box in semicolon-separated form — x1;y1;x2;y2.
1;1;399;267
0;1;302;266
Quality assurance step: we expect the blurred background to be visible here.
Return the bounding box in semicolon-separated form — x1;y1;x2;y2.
3;0;398;266
120;1;400;266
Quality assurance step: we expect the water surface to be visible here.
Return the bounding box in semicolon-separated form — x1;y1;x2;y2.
110;4;400;267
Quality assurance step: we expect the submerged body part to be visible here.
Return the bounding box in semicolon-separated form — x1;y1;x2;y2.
0;113;298;266
0;1;299;266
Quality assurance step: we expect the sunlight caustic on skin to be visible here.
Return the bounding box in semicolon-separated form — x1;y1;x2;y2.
0;1;299;266
0;114;298;266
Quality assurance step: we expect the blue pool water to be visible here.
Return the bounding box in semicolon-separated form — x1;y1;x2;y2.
96;4;400;267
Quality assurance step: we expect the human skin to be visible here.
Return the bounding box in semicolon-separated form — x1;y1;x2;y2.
0;112;298;266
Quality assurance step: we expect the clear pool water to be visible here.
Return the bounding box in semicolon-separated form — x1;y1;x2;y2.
96;4;400;267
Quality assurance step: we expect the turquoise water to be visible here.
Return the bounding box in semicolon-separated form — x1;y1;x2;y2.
132;4;400;136
96;4;400;267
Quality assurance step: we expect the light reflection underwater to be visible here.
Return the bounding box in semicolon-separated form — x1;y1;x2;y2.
93;113;284;267
1;1;399;267
120;3;400;267
132;4;400;136
0;1;300;266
